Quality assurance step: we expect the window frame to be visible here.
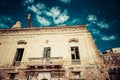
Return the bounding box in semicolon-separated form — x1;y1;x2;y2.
43;47;51;58
13;48;24;66
70;46;80;65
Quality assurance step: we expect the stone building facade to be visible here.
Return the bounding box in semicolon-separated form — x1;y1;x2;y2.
0;25;109;80
102;47;120;80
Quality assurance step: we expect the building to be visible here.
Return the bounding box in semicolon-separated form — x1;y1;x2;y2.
102;47;120;80
0;23;109;80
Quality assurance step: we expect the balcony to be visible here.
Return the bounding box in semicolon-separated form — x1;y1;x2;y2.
27;57;63;67
13;61;21;66
72;59;80;65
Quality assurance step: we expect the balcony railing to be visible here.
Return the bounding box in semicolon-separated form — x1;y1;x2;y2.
72;59;80;65
27;57;63;66
13;61;21;66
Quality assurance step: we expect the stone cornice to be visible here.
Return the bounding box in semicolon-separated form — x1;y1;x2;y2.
0;25;87;35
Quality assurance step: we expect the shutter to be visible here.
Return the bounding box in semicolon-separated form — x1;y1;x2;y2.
47;47;51;58
43;48;47;58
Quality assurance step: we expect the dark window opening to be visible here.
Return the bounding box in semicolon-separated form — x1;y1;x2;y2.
71;46;80;64
71;46;80;59
27;75;32;80
13;48;24;66
43;47;51;58
72;71;81;79
9;73;16;80
72;54;75;59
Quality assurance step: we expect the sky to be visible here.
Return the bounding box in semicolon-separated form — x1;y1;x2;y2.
0;0;120;52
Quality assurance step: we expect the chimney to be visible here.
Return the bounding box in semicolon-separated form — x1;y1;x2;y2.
27;14;32;28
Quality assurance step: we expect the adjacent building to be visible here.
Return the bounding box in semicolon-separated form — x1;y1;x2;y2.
102;47;120;80
0;23;109;80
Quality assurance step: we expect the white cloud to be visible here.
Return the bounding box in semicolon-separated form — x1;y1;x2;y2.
44;7;69;24
0;15;14;28
97;21;109;29
35;3;46;10
23;0;34;6
0;23;9;28
36;15;51;26
26;2;46;15
101;35;117;41
28;5;41;15
87;14;109;29
70;18;82;24
23;1;70;26
54;11;69;24
59;0;71;3
87;15;97;22
91;29;100;35
45;7;61;18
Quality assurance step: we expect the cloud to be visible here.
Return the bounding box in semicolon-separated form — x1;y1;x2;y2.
23;0;34;6
87;15;97;22
90;28;117;41
45;7;61;18
101;35;117;41
87;14;109;29
0;23;8;28
36;15;51;26
45;7;69;24
59;0;71;3
97;21;109;29
0;15;14;28
27;5;41;15
70;18;82;24
35;3;46;10
22;1;70;26
54;12;69;24
91;29;100;35
27;2;46;15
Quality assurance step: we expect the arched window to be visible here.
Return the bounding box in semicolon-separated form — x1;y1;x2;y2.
69;38;80;65
17;40;27;45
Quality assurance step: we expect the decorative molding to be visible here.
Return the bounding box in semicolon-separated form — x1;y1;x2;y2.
69;38;79;43
0;25;87;35
17;40;27;44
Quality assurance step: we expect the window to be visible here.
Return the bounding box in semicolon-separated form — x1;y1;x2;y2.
9;73;16;80
70;46;80;64
13;48;24;66
27;75;32;80
72;71;81;79
43;47;51;58
51;71;65;78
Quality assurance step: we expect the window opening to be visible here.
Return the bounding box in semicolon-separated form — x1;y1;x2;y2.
72;72;81;79
43;47;51;58
9;73;16;80
70;46;80;64
13;48;24;66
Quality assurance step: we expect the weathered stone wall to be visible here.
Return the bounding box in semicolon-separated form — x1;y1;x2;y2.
0;25;109;80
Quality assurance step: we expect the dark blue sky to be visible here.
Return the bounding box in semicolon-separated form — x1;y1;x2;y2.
0;0;120;52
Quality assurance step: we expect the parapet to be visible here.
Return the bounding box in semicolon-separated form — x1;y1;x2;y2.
0;25;87;35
